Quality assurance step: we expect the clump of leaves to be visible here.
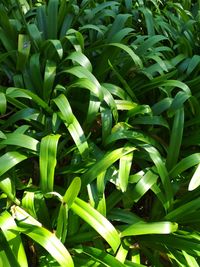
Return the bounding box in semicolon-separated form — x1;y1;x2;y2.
0;0;200;266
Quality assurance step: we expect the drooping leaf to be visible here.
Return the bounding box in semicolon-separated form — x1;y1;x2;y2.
71;198;121;253
11;206;74;267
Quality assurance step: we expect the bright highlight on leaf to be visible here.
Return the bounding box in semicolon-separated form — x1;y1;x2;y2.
53;93;89;158
11;206;74;267
188;163;200;191
121;221;178;237
71;198;121;253
0;152;27;177
40;134;60;193
0;0;199;266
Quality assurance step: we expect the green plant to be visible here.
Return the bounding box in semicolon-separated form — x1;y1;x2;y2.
0;0;200;266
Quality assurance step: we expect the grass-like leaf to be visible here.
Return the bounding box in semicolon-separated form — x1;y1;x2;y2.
121;221;178;237
0;151;27;177
40;134;60;193
53;93;89;158
11;206;74;267
71;197;121;253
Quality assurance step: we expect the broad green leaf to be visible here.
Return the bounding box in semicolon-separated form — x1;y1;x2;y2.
47;0;59;39
106;14;131;42
11;206;74;267
0;230;20;267
0;152;27;177
17;34;30;71
115;242;129;264
28;53;43;94
22;191;37;218
63;177;81;208
0;211;28;267
166;108;184;170
168;92;190;113
169;153;200;178
132;169;158;202
165;197;200;221
56;203;68;243
36;5;47;39
136;35;167;55
142;145;173;209
79;24;104;36
14;125;30;134
146;54;168;72
182;250;199;267
115;100;138;111
43;60;56;101
152;98;172;115
40;134;60;193
56;177;81;242
186;55;200;75
139;7;155;36
53;93;89;158
26;23;42;49
65;29;84;52
82;145;136;186
119;152;133;192
58;1;73;38
66;51;92;72
104;128;157;147
101;85;118;122
188;163;200;191
0;177;20;205
64;66;101;92
1;108;38;129
162;80;191;95
74;246;126;267
132;115;169;128
140;234;200;257
121;221;178;237
0;92;6;114
11;205;41;227
71;197;121;253
86;93;101;125
43;39;63;59
108;43;143;69
68;78;103;101
107;61;138;102
87;1;119;18
102;83;131;101
108;208;142;224
101;106;112;143
1;133;39;152
7;87;53;113
127;105;151;117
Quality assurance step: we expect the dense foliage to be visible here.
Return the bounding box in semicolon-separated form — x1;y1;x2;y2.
0;0;200;266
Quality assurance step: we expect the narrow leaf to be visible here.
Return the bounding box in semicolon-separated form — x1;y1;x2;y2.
121;221;178;237
53;94;89;158
0;152;27;177
188;163;200;191
82;146;136;186
11;206;74;267
71;198;121;253
40;134;60;193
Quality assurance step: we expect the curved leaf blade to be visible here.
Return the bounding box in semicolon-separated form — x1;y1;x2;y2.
0;152;27;177
71;198;121;253
121;221;178;237
40;134;60;193
82;145;136;186
11;206;74;267
1;133;39;152
53;94;89;158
